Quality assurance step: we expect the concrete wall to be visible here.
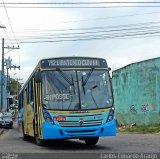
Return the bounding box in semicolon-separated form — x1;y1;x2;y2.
0;71;7;111
112;57;160;125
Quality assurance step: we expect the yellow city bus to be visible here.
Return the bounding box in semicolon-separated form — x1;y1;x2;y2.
18;57;116;145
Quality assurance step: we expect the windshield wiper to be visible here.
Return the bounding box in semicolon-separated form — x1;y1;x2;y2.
57;69;76;95
57;69;73;86
82;68;94;94
90;85;98;108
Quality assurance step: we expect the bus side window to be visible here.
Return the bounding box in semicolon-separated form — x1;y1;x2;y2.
21;92;24;108
25;87;28;104
28;80;34;106
30;79;33;103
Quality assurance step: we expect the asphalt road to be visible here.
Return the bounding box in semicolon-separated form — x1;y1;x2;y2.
0;121;159;159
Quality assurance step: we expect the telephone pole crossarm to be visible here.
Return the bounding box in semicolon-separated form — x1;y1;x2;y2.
4;46;20;50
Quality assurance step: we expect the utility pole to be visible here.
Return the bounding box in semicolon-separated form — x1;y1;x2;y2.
5;57;11;111
1;38;19;112
0;24;6;112
5;57;20;112
5;57;12;110
1;38;5;112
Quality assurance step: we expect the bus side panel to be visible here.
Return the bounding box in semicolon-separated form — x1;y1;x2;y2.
23;88;28;135
26;104;34;137
22;81;35;137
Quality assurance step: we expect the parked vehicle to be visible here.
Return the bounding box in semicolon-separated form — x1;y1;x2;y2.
10;103;18;110
0;112;13;128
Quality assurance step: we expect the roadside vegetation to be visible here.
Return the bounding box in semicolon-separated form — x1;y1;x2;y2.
8;78;21;95
117;124;160;134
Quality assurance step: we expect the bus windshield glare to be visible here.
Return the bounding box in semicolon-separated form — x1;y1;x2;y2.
42;69;113;110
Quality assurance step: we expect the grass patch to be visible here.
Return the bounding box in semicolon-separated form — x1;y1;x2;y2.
117;124;160;134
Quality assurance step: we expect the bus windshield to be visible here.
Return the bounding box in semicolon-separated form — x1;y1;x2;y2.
42;69;113;110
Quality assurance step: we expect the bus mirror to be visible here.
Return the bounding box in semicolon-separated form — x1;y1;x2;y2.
108;67;111;71
35;72;42;83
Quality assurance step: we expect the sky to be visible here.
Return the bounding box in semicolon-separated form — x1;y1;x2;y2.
0;0;160;83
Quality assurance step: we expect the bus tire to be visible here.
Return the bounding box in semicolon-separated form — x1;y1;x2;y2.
35;135;44;146
84;137;99;145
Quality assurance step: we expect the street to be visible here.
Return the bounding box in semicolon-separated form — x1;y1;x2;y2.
0;121;159;159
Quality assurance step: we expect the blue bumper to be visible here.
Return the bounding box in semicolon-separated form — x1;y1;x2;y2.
42;120;116;139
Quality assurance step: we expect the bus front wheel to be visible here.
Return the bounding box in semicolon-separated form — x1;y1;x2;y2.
84;137;99;145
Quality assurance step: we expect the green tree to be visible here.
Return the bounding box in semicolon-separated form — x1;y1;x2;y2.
8;78;21;95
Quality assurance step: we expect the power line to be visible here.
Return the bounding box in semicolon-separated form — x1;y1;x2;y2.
11;29;160;44
4;11;160;34
1;0;18;45
0;20;13;44
3;28;13;44
5;21;160;43
1;5;160;8
50;11;160;25
8;25;160;40
1;1;160;8
4;24;160;43
3;19;160;44
15;34;158;44
6;21;160;34
1;2;160;4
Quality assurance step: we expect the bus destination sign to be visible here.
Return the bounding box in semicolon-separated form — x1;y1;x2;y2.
41;58;108;68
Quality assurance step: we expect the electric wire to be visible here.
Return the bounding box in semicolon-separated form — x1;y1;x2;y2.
6;27;160;41
5;21;160;42
1;2;160;4
3;11;160;32
11;29;160;44
1;1;160;9
5;22;160;43
1;1;160;5
1;0;18;45
1;5;160;8
7;25;160;39
1;3;160;44
6;21;160;34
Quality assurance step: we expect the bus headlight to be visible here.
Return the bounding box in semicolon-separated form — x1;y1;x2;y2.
42;109;54;124
107;108;114;122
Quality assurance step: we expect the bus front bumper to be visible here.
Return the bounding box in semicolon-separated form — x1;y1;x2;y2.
42;120;116;139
